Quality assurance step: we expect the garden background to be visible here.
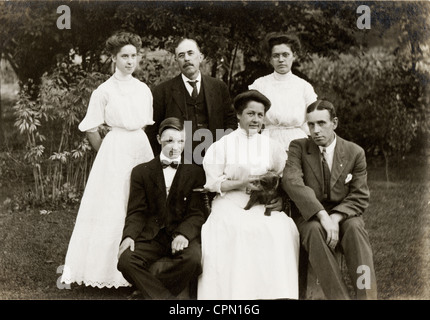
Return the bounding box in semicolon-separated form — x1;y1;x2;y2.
0;0;429;300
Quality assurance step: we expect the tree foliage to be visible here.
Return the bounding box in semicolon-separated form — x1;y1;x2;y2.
1;1;429;204
0;1;363;82
300;46;425;181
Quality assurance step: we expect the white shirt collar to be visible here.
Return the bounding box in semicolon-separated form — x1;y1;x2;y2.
237;126;259;138
318;134;336;171
181;72;201;91
319;134;337;155
160;153;181;165
159;154;180;192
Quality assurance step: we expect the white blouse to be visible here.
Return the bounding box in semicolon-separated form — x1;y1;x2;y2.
249;71;317;129
79;76;154;132
202;128;287;195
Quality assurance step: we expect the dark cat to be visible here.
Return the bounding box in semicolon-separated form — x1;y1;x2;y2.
244;171;280;216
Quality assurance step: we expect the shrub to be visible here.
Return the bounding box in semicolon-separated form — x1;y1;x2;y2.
12;57;109;207
11;51;176;208
299;47;427;180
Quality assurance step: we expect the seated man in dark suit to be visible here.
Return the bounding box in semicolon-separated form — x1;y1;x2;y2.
146;38;237;165
282;100;377;300
117;117;206;299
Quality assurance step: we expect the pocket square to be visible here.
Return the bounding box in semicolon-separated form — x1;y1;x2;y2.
345;173;353;184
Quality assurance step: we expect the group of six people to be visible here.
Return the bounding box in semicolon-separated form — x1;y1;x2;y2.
61;31;377;300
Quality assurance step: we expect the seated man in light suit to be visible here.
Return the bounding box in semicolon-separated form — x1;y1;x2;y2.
117;117;206;299
282;99;377;300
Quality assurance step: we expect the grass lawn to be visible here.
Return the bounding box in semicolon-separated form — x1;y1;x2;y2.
0;151;429;300
365;155;430;300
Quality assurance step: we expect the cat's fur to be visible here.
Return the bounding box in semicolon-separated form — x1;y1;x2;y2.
244;171;280;216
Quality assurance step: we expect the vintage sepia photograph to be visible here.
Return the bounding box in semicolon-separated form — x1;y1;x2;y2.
0;0;429;303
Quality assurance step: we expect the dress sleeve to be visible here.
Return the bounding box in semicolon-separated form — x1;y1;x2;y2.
304;81;318;106
202;138;227;195
78;88;107;132
301;81;318;136
270;138;288;176
142;82;155;127
248;78;261;91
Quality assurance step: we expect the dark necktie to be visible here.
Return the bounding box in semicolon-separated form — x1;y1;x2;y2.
188;80;198;98
321;148;331;200
161;159;179;169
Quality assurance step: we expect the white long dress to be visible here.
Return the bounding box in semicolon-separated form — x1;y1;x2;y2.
249;71;317;150
197;128;300;300
61;76;154;288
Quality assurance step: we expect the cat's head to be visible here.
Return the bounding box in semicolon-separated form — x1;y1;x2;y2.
258;171;279;190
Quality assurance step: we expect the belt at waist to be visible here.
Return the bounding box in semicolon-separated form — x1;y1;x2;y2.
264;124;303;130
110;127;142;133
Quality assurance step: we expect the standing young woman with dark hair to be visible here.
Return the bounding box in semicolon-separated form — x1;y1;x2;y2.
61;31;154;289
249;32;318;151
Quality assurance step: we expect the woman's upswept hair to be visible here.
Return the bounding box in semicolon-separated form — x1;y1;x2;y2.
263;32;302;59
105;31;142;56
233;90;271;114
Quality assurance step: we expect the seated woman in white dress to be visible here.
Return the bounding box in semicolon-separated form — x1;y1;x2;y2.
197;90;300;300
249;32;317;150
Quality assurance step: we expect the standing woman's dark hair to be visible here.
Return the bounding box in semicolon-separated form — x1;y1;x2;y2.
264;32;302;61
248;31;318;152
105;31;142;56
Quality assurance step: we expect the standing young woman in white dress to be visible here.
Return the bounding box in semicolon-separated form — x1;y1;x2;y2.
198;90;300;300
61;32;154;288
249;33;317;150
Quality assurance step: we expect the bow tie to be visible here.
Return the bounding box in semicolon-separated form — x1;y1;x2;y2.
161;159;179;169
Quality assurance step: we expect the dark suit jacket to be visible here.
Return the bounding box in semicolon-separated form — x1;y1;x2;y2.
122;156;207;242
282;136;370;222
146;74;237;155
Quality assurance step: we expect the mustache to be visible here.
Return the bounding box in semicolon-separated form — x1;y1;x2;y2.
183;63;194;68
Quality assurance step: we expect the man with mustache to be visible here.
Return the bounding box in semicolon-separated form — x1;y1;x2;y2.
146;38;237;165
